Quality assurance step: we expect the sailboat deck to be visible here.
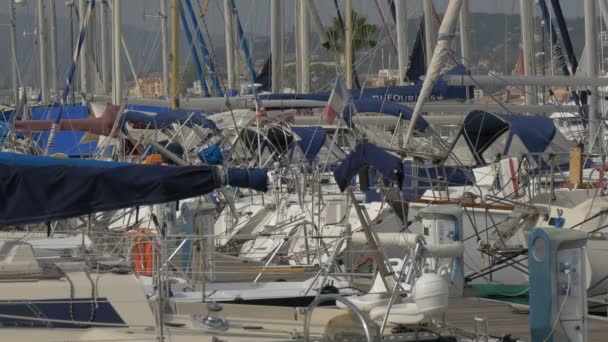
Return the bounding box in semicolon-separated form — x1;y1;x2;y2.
445;297;608;341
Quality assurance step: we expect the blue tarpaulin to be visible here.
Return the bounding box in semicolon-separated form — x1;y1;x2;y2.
334;143;473;196
462;110;560;163
334;143;403;192
291;126;327;163
0;155;268;225
0;109;15;122
30;105;98;157
198;145;224;165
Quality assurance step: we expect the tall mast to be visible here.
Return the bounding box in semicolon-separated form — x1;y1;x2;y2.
160;0;170;98
9;0;18;105
112;0;122;105
345;0;353;89
423;0;436;68
49;0;58;98
224;0;236;91
599;0;608;32
459;0;471;67
271;0;283;93
37;0;48;103
100;0;110;94
395;0;408;85
79;0;90;98
295;0;302;92
520;0;537;105
585;0;601;153
170;0;179;108
299;0;310;93
403;0;463;148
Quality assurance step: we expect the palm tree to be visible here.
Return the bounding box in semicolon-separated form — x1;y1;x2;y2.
325;10;379;55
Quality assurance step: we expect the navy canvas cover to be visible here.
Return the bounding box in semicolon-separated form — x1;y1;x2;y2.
463;110;558;159
291;126;327;163
0;155;268;225
343;99;428;130
30;105;98;157
334;143;403;192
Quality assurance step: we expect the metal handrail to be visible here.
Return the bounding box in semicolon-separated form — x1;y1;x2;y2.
303;294;377;342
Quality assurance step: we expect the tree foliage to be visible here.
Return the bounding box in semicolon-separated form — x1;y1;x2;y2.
325;11;379;55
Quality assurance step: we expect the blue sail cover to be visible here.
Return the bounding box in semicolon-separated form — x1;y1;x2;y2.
258;68;470;106
0;155;268;225
463;110;559;162
291;126;327;163
334;143;403;192
30;105;98;157
120;109;217;131
343;99;428;130
354;65;472;102
334;143;472;196
0;109;15;122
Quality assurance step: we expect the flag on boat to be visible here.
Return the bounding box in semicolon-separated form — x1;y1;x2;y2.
256;107;267;118
323;78;349;124
512;49;525;76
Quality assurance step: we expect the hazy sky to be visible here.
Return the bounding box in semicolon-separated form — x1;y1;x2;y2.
3;0;585;37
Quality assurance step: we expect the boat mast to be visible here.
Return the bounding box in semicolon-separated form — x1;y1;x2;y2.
100;0;110;95
403;0;463;148
345;0;353;89
299;0;310;93
79;0;90;99
160;0;169;98
271;0;283;93
460;0;471;101
519;0;537;105
112;0;122;105
295;0;302;92
9;0;18;105
170;0;179;109
37;0;49;103
49;0;58;99
423;0;436;68
459;0;471;67
224;0;236;91
585;0;602;153
599;0;608;33
395;0;408;86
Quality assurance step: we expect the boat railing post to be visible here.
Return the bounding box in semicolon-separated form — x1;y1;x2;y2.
549;153;556;202
313;234;348;300
380;236;425;335
345;223;352;275
303;222;311;265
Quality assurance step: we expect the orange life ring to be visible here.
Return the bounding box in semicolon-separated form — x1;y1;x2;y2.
127;228;158;276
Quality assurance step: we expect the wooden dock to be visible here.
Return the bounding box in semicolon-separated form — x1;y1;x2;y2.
445;298;608;341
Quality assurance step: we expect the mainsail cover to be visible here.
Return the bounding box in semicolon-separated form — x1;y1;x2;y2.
343;99;429;130
15;104;120;136
334;143;403;192
0;153;267;225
